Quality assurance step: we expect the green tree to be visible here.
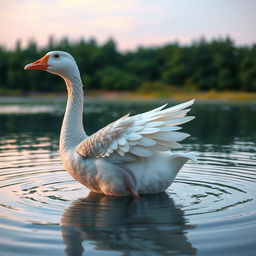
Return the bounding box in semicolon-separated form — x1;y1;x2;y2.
93;66;141;90
0;36;255;93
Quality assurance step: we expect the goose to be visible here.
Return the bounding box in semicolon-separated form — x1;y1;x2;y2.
24;51;196;199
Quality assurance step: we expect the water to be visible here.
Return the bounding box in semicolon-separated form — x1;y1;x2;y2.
0;99;255;256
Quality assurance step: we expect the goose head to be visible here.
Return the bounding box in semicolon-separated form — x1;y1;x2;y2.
24;51;80;80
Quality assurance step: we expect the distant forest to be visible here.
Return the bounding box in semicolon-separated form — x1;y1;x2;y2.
0;37;255;94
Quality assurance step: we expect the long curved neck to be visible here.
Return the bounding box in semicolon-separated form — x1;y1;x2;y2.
60;75;87;154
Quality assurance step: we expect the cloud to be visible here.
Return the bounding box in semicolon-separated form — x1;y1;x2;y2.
0;0;255;50
58;0;139;13
0;0;143;48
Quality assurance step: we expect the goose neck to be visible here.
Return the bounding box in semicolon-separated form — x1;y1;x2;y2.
60;75;87;154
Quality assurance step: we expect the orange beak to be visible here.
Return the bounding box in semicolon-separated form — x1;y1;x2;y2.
24;55;49;70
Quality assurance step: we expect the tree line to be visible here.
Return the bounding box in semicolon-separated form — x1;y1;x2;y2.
0;36;255;94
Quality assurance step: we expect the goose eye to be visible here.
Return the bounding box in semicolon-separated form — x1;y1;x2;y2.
53;54;60;58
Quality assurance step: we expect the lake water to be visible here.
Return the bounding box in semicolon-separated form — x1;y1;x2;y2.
0;99;255;256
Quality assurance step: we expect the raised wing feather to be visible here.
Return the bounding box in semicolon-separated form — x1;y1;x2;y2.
76;99;195;159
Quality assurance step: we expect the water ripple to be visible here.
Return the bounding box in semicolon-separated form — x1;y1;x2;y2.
0;134;256;255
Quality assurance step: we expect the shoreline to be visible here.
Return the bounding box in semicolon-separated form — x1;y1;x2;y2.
0;90;256;104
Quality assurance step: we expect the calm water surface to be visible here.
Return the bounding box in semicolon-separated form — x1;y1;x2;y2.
0;99;255;256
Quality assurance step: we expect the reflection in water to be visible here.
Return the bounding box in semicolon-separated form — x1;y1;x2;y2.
0;102;255;256
1;102;255;145
61;192;197;256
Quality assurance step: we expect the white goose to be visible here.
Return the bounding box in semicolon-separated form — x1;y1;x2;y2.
25;51;196;199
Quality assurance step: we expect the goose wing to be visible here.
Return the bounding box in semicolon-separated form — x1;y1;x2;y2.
76;99;195;158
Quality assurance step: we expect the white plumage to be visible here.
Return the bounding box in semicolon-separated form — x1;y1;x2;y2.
25;51;197;199
76;100;195;159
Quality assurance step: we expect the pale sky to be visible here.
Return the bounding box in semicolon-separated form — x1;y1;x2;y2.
0;0;255;51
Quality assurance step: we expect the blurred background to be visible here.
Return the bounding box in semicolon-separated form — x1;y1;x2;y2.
0;0;256;100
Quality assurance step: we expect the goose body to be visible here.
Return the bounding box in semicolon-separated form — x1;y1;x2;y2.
25;51;196;199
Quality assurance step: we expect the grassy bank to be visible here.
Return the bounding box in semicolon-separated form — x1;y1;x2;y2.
135;82;256;102
135;90;256;102
88;88;256;103
0;89;256;104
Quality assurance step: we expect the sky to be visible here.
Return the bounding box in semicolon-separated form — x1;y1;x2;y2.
0;0;255;51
